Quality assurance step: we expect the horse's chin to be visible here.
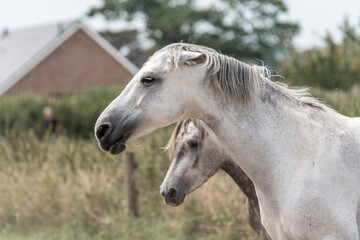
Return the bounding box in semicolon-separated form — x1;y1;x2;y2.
107;130;135;155
165;194;186;207
109;142;127;155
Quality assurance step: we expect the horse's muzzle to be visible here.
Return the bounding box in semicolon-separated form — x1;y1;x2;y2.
95;112;143;155
161;186;186;206
94;121;127;154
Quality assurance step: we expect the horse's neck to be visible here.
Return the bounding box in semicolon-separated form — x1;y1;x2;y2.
195;80;340;193
220;159;257;199
220;159;264;232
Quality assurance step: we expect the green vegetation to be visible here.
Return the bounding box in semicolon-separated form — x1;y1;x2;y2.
0;85;359;239
278;18;360;90
0;85;124;138
311;86;360;117
88;0;299;64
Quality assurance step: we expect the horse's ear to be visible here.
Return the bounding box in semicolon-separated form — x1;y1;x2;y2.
180;51;206;66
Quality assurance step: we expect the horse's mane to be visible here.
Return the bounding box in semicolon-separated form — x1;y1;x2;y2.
165;119;207;157
160;43;328;110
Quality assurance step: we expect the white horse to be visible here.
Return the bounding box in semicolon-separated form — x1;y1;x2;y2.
161;119;272;240
95;43;360;239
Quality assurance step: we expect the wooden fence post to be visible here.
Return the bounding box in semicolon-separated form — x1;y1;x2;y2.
124;152;139;217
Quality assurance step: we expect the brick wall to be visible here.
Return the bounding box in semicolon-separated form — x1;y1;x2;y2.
5;29;134;95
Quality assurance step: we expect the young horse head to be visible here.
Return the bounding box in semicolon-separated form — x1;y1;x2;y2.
161;119;271;240
160;119;226;206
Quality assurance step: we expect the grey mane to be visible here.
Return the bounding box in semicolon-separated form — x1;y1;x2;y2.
161;43;264;104
159;43;329;111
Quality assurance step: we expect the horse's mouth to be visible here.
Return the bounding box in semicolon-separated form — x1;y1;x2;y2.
109;141;127;155
166;194;186;207
108;133;132;155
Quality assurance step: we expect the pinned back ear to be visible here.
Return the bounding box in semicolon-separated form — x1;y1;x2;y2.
180;51;206;66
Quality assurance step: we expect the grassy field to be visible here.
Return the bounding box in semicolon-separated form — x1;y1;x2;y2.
0;85;359;240
0;129;256;240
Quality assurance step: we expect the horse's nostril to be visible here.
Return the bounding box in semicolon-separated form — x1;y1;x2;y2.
96;122;113;140
168;188;177;199
161;190;166;197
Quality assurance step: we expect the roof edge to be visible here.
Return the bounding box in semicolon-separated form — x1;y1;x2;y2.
79;23;139;75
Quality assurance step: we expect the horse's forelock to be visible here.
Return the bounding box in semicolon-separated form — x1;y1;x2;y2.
165;119;208;157
164;120;185;156
189;119;208;141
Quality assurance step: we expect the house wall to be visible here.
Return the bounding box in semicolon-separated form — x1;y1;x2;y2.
5;29;134;95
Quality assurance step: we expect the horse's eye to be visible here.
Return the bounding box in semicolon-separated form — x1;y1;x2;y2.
141;77;156;86
188;141;199;149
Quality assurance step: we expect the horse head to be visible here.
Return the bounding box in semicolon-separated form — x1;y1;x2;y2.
160;119;227;206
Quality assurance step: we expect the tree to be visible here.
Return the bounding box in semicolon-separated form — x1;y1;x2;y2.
88;0;299;64
277;18;360;90
100;29;148;66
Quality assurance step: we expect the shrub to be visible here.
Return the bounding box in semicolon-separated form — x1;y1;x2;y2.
0;85;124;138
277;18;360;90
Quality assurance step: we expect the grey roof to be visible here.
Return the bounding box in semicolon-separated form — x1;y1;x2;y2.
0;20;138;96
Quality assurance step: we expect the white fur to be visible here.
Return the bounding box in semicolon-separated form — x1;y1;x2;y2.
96;44;360;240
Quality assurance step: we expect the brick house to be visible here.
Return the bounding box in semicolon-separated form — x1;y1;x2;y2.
0;20;138;96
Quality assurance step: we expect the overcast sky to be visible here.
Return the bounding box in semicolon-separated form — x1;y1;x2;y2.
0;0;359;49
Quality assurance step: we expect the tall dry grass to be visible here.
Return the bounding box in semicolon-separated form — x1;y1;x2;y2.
0;131;121;227
312;85;360;117
0;129;259;240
